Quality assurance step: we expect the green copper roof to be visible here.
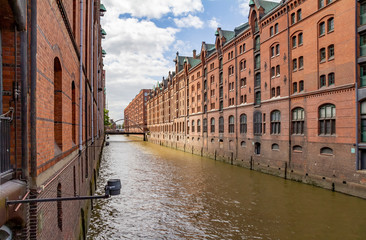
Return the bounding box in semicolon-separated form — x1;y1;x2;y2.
101;29;107;35
249;0;255;6
259;0;280;13
100;4;106;12
188;57;201;69
215;30;219;36
221;30;235;41
102;49;107;55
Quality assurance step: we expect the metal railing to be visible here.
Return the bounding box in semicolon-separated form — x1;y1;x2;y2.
0;116;11;174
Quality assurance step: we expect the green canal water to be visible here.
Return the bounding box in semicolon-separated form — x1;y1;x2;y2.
87;135;366;239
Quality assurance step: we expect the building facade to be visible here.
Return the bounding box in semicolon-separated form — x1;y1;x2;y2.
0;0;106;239
145;0;366;198
124;89;150;133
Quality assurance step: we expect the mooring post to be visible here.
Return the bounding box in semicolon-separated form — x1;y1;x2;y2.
284;162;288;179
250;156;253;170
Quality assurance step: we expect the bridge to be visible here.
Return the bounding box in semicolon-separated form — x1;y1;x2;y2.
106;118;148;141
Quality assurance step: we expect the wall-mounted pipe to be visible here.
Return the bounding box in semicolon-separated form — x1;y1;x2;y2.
91;0;94;143
0;29;3;114
355;0;359;170
79;0;84;152
96;25;99;139
20;30;28;179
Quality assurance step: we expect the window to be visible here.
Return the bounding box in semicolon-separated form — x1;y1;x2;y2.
270;26;274;36
255;142;261;155
272;144;279;150
276;44;280;55
319;104;336;135
255;91;261;105
297;9;302;21
292;107;304;134
319;22;325;36
219;58;223;69
192;120;195;132
276;87;280;96
228;66;234;76
298;33;303;45
299;56;304;69
328;72;335;85
219;117;224;133
219;87;223;98
275;23;279;34
271;87;276;98
255;54;260;69
361;2;366;25
255;73;261;88
361;101;366;142
299;80;304;91
271;46;275;57
320;75;326;87
320;48;326;62
293;82;298;93
361;34;366;57
320;147;333;155
240;60;246;70
328;45;334;59
328;17;334;32
361;65;366;87
240;114;247;134
211;117;215;133
291;13;296;25
242;44;246;52
254;111;262;135
229;116;235;133
292;36;297;48
54;57;63;153
240;78;246;87
210;75;215;84
293;145;303;152
271;110;281;134
293;59;297;71
271;67;275;78
204;80;207;90
203;118;207;133
276;65;280;76
241;141;246;147
72;82;76;144
244;94;247;103
319;0;325;8
255;36;260;51
219;72;223;84
219;100;223;111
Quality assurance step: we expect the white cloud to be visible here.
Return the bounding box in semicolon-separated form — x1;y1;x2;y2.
102;0;204;19
208;17;219;30
237;0;281;17
173;40;194;57
174;14;204;29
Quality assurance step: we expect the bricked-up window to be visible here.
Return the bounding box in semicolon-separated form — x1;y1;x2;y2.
255;36;260;51
328;45;334;60
228;116;235;133
57;183;63;231
255;54;260;69
219;117;224;133
298;33;303;45
191;120;195;132
328;73;335;85
328;17;334;32
240;114;247;134
361;34;366;57
203;118;207;133
254;111;262;135
72;81;76;144
319;104;336;135
292;107;305;134
320;75;326;87
211;117;215;133
319;22;325;36
320;48;326;62
361;2;366;25
197;119;201;133
299;80;304;91
293;82;298;93
361;101;366;142
54;57;63;153
271;110;281;134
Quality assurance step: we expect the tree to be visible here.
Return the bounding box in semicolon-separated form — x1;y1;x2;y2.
104;109;110;126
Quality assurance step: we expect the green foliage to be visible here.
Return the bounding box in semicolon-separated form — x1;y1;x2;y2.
104;109;110;126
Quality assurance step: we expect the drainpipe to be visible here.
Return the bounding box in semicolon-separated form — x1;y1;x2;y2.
79;0;84;152
355;0;359;170
0;29;2;114
91;0;94;143
30;0;38;179
286;3;292;170
234;40;238;161
20;29;28;179
96;29;99;139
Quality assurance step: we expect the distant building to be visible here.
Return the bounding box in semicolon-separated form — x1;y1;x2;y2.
0;0;106;238
124;89;150;133
142;0;366;198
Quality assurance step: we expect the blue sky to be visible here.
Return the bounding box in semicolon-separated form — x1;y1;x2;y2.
101;0;279;121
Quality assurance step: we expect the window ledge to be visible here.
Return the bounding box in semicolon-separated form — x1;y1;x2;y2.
328;29;334;34
320;60;326;63
319;33;325;38
328;57;334;61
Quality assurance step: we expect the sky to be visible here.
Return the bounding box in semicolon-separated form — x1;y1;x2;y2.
101;0;281;121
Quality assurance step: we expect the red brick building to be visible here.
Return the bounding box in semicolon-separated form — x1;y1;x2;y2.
1;0;106;238
124;89;149;133
145;0;366;198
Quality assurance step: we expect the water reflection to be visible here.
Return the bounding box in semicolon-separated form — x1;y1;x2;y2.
88;135;366;239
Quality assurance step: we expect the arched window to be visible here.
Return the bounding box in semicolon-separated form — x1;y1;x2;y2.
328;72;335;86
229;115;235;133
293;145;303;152
272;143;279;150
319;104;336;135
240;114;247;134
197;119;201;133
219;116;224;133
211;117;215;133
255;54;260;69
361;101;366;142
320;147;333;155
271;110;281;134
328;17;334;32
255;36;260;51
203;118;207;133
191;120;195;132
57;183;63;231
254;111;262;135
255;142;261;154
54;57;63;153
255;72;261;88
328;45;334;60
72;81;76;144
292;108;305;134
240;141;246;147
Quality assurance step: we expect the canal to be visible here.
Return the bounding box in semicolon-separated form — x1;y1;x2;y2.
87;135;366;239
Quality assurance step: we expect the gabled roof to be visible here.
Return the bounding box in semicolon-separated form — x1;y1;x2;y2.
252;0;280;14
187;57;201;69
234;22;249;36
221;30;235;42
